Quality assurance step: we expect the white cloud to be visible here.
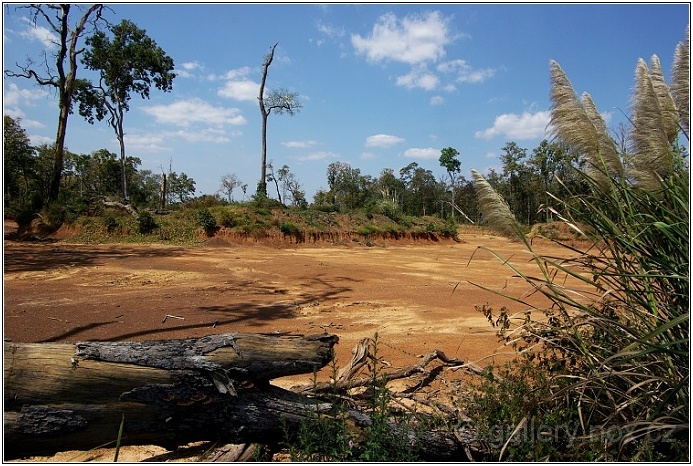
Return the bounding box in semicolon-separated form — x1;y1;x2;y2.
19;17;57;49
430;95;444;105
27;134;53;146
125;127;238;152
176;61;203;78
283;140;317;148
218;79;259;101
217;67;259;101
396;65;439;91
124;133;170;152
351;11;451;65
171;128;232;144
403;147;439;159
142;98;247;127
3;83;48;126
3;82;46;107
317;20;345;38
437;59;495;83
365;133;405;148
296;151;338;162
361;151;377;160
475;111;550;140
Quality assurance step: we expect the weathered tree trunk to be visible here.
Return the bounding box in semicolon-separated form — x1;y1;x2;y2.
101;198;138;217
158;172;167;212
4;333;482;461
4;333;338;459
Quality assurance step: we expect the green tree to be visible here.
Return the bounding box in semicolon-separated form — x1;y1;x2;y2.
528;139;583;222
3;115;36;210
326;161;371;211
128;168;162;209
167;172;196;204
257;42;302;197
4;4;106;204
78;19;175;202
438;147;461;219
499;142;535;224
399;162;443;216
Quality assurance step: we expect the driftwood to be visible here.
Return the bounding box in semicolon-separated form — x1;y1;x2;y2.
294;337;487;394
4;333;484;461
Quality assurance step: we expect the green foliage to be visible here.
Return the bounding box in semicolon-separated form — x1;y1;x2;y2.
356;224;379;237
137;211;157;234
185;194;225;209
439;147;461;176
377;198;399;221
216;209;237;228
195;208;217;234
102;215;118;233
278;220;300;236
4;115;36;211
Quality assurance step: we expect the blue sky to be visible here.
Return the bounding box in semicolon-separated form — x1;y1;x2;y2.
3;3;690;201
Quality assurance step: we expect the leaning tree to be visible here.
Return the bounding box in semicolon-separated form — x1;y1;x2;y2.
4;4;107;205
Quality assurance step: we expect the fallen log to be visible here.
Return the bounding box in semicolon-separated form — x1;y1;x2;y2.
4;332;484;461
101;198;139;218
4;332;338;459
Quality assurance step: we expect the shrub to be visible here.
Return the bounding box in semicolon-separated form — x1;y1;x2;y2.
137;211;157;234
195;208;217;234
217;209;237;228
278;220;301;236
356;224;378;236
102;215;118;233
378;199;399;221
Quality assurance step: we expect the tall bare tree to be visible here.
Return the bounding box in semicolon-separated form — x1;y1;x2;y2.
4;4;106;205
257;42;301;197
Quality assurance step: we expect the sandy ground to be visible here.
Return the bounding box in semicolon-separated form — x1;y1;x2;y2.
3;220;579;461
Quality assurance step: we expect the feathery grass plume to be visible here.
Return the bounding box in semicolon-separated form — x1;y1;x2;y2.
470;169;521;241
581;92;623;178
671;25;690;137
629;58;674;189
649;55;680;143
549;60;622;187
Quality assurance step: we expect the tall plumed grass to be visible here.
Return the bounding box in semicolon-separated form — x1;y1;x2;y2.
469;25;689;461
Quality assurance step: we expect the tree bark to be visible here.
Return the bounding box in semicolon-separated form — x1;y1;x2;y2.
3;333;338;459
